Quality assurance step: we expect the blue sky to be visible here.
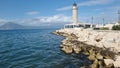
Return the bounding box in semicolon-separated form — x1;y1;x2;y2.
0;0;120;26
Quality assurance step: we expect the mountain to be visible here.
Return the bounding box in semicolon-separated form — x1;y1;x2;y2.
0;22;25;30
0;22;63;30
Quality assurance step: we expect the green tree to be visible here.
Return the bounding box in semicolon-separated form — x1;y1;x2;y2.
112;25;120;30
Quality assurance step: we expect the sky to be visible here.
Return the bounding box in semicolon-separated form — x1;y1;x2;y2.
0;0;120;27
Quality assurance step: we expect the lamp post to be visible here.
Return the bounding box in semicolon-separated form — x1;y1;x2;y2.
102;18;105;27
118;10;120;25
91;16;93;28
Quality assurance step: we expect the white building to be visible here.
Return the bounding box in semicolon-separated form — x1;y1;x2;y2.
64;3;93;29
96;23;115;30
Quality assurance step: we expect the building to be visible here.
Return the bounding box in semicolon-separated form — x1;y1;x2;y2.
95;23;114;30
64;3;93;29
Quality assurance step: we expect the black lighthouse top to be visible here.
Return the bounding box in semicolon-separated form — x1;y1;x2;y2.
73;3;77;6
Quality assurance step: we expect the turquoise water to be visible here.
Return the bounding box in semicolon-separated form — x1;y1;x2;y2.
0;29;91;68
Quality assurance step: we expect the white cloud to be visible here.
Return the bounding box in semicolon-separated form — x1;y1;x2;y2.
37;14;72;23
26;11;39;15
0;19;7;22
0;12;118;27
15;14;72;26
56;6;72;11
0;19;10;26
56;0;114;11
0;14;72;26
0;15;70;27
96;5;120;11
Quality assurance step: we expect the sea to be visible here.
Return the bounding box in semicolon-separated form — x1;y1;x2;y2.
0;29;91;68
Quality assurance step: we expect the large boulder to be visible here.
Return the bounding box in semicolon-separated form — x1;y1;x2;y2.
73;45;81;54
61;46;73;54
113;56;120;67
88;54;96;61
96;52;103;60
104;59;114;67
91;59;99;68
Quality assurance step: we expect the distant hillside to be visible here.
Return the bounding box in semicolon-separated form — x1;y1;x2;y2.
0;22;25;30
0;22;63;30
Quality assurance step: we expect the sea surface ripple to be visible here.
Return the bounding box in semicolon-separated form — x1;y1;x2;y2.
0;29;90;68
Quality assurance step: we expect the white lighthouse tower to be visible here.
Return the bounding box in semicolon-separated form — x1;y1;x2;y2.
72;3;78;24
64;3;92;28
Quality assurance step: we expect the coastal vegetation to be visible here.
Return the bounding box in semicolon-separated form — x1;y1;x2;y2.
93;27;109;30
112;25;120;30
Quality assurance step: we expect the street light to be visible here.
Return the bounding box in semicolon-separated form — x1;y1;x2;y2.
102;18;105;27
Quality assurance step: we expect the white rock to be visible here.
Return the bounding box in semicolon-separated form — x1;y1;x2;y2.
57;29;120;67
104;59;114;66
58;29;120;53
113;61;120;67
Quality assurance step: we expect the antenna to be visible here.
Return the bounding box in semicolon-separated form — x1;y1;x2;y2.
118;10;120;24
90;16;94;28
102;18;105;27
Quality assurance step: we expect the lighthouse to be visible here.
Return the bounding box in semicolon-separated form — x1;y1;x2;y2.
72;3;78;24
64;3;92;28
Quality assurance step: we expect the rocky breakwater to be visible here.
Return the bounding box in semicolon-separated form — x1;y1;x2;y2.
54;28;120;68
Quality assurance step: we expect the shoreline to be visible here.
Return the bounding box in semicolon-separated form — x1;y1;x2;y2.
53;28;120;68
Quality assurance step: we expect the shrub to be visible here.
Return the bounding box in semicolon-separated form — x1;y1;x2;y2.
100;27;109;30
112;25;120;30
93;27;109;30
93;28;100;30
